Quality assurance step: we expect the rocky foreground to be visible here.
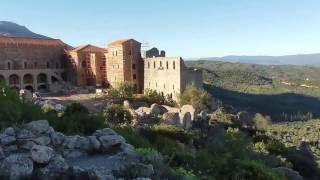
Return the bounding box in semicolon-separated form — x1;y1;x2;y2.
0;120;153;180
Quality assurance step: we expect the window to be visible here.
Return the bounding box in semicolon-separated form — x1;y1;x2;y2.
166;61;168;69
148;62;150;68
24;62;27;69
81;61;86;68
133;74;136;80
56;63;59;69
173;61;176;69
34;62;38;68
148;82;150;87
173;84;175;90
156;82;157;88
160;61;162;67
153;62;156;68
129;50;132;56
132;64;136;69
164;84;165;89
7;62;11;70
116;51;117;56
46;62;50;68
118;64;119;69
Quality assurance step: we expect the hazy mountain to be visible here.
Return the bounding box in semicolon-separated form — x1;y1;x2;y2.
190;54;320;66
0;21;52;39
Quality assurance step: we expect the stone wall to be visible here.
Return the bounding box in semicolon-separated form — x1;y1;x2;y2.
0;37;68;92
106;39;143;92
69;45;106;87
144;57;202;100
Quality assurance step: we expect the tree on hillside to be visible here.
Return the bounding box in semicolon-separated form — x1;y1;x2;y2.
178;84;213;113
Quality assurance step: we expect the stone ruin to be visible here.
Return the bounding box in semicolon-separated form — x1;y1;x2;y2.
126;101;205;129
0;120;154;180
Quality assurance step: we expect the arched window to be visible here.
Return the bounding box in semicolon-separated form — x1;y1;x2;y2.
173;61;176;69
166;61;168;69
153;61;156;68
160;61;162;67
148;62;150;68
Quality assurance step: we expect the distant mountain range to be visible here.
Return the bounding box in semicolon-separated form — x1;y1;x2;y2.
190;54;320;66
0;21;51;39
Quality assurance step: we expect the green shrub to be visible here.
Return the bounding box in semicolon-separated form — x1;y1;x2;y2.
117;81;135;98
254;113;272;131
0;84;46;129
143;89;164;104
114;127;152;148
64;103;88;115
103;104;132;126
178;83;213;113
230;160;285;180
151;124;193;143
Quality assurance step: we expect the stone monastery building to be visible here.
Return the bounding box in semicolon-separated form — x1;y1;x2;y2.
0;37;202;99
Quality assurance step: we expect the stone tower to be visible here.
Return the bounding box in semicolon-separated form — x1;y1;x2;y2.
106;39;143;93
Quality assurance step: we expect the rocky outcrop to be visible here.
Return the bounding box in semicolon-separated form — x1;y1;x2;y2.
0;120;154;179
129;103;199;129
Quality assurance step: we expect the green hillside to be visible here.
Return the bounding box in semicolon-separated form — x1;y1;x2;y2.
186;60;320;121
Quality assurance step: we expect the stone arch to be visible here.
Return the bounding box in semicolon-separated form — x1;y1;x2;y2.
9;74;20;85
23;74;34;84
0;75;5;84
37;73;48;84
25;85;34;92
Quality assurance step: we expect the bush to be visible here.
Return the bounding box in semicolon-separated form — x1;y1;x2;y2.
143;89;164;104
117;81;135;99
103;104;132;126
114;127;152;148
254;113;272;131
64;103;88;115
151;124;193;143
0;84;46;129
178;84;213;113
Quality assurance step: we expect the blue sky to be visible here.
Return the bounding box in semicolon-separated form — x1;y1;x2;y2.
0;0;319;58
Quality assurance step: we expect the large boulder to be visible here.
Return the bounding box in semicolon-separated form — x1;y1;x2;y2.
30;145;54;164
98;135;125;151
180;112;192;129
150;103;161;115
162;112;180;126
3;127;15;136
0;154;33;179
51;132;65;146
24;120;50;135
0;134;16;146
38;154;69;179
33;136;51;146
93;128;117;137
180;105;196;122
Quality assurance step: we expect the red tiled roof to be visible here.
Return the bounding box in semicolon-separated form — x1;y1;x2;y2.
70;44;106;52
0;36;65;46
108;39;141;46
